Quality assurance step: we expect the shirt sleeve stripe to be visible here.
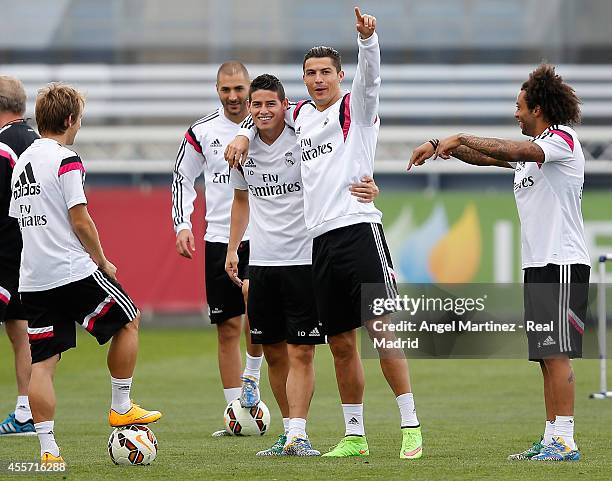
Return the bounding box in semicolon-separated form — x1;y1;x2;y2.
339;93;351;141
549;129;575;151
0;148;17;168
293;99;314;122
58;156;85;176
185;128;203;154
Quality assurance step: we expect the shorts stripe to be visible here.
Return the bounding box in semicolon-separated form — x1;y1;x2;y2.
0;285;10;305
91;272;135;316
82;295;116;332
91;271;137;320
558;265;564;351
568;308;585;334
370;223;397;299
565;265;572;351
27;325;54;340
558;265;571;353
559;265;567;352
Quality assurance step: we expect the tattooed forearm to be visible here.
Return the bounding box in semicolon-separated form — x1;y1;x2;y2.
459;134;544;164
452;145;513;168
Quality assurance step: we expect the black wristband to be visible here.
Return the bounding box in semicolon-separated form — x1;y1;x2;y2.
428;138;440;150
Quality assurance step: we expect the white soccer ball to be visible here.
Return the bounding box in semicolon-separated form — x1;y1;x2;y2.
223;399;270;436
108;424;158;465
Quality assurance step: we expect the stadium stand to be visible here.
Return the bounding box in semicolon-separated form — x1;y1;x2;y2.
2;63;612;175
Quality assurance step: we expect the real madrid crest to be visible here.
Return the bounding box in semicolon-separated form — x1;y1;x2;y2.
285;151;295;166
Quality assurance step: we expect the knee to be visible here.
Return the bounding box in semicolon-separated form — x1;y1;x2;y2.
126;311;141;331
217;318;241;344
329;335;357;362
5;320;28;345
289;345;315;366
543;357;571;371
264;344;287;367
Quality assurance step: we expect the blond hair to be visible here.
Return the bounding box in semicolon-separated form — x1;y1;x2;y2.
35;83;85;135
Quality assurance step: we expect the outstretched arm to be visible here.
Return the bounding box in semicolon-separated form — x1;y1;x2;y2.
436;134;544;164
451;145;514;168
408;140;513;170
351;7;381;126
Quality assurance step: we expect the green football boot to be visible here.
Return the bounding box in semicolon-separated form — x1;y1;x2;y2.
399;426;423;459
321;435;369;457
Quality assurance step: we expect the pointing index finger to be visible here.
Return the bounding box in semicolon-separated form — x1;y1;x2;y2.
355;6;363;21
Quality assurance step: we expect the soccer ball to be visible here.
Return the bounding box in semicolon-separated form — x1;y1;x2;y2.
108;424;158;465
223;399;270;436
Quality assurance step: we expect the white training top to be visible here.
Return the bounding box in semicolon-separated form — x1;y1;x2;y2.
513;124;590;269
9;138;97;291
239;33;383;239
172;107;248;242
230;125;311;266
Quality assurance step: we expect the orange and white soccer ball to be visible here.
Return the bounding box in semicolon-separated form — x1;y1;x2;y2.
108;424;158;465
223;399;270;436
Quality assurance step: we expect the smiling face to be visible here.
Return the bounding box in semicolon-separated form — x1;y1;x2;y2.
515;90;539;136
216;72;250;122
303;57;344;110
249;89;287;138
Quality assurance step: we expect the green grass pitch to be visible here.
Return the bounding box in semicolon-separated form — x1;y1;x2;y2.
1;327;611;480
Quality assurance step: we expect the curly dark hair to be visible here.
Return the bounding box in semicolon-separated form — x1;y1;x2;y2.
249;74;285;101
521;64;581;126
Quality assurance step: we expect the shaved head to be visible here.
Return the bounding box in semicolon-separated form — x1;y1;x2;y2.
217;61;249;83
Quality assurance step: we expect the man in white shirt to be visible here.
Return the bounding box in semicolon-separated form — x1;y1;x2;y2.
171;63;265;432
409;64;589;462
226;74;379;457
10;83;161;466
225;7;423;460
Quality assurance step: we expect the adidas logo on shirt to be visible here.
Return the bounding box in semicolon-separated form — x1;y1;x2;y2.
542;336;556;346
210;139;222;148
309;327;320;337
243;158;257;168
12;163;41;200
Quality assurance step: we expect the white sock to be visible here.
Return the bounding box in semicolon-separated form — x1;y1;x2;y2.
396;392;419;427
15;395;32;423
223;387;241;404
543;420;555;445
342;403;365;436
554;415;576;450
35;421;60;457
110;376;132;414
287;418;307;441
243;353;263;381
282;417;290;435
